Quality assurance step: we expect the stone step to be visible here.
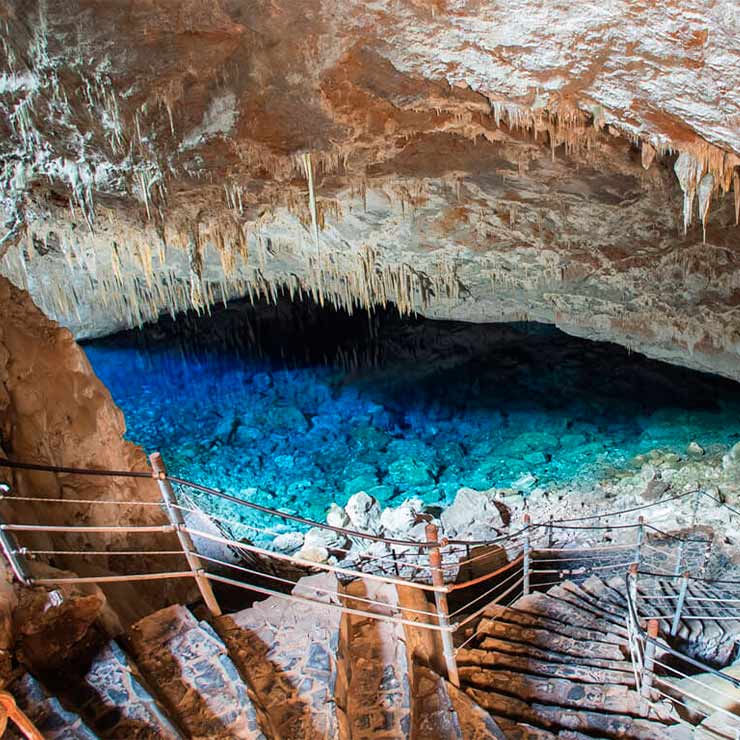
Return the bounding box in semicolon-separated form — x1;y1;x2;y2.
336;579;412;739
548;582;629;630
579;576;628;609
477;616;626;662
66;640;183;739
475;635;634;672
6;672;97;740
214;572;341;739
513;592;629;643
456;647;635;686
460;666;642;716
483;602;626;648
445;680;507;739
489;716;557;739
128;604;267;739
465;686;691;740
411;664;464;739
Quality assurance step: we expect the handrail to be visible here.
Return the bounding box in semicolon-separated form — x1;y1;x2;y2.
625;571;740;691
2;457;736;551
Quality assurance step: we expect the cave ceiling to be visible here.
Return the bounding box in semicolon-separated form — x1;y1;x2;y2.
0;0;739;378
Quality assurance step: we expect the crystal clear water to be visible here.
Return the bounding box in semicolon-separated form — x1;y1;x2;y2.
83;300;740;523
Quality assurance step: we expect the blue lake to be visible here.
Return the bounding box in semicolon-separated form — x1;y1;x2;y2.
83;301;740;523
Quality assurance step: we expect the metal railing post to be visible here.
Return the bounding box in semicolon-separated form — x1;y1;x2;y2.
628;562;639;619
523;513;531;596
675;489;701;576
670;571;689;637
641;619;659;703
150;453;221;617
547;514;554;549
425;523;459;688
634;516;644;568
0;516;31;586
700;534;714;577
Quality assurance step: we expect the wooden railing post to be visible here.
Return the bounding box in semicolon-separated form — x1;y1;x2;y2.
634;516;644;568
641;619;659;703
523;513;531;596
670;571;689;637
425;523;459;688
150;452;221;617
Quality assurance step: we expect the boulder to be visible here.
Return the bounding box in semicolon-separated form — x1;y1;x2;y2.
272;531;304;553
296;545;329;564
326;503;350;528
304;526;348;552
345;491;382;534
379;498;425;535
441;488;506;539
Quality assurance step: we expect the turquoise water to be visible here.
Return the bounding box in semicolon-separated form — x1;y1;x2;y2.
83;300;740;523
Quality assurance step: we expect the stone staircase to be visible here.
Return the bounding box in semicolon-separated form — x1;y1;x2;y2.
4;567;740;738
456;572;740;739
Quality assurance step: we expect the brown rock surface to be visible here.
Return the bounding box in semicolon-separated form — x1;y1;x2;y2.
0;276;195;620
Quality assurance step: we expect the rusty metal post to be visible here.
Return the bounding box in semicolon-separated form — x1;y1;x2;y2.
425;523;459;688
150;452;221;616
634;516;645;569
0;516;31;586
523;513;531;596
670;571;689;637
641;619;659;703
547;514;554;549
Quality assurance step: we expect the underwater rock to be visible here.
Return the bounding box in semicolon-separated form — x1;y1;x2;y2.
345;491;382;534
387;458;433;488
511;472;538;491
687;441;705;457
722;442;740;471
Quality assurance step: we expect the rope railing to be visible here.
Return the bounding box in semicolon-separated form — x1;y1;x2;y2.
2;453;740;695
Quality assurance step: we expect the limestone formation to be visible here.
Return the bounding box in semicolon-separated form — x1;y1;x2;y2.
0;1;738;379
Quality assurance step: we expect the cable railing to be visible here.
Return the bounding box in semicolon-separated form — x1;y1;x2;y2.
1;452;739;703
625;570;740;737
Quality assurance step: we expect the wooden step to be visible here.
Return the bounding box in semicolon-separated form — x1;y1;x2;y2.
465;686;691;739
7;673;97;740
70;641;182;739
128;604;268;739
214;572;341;740
456;647;635;686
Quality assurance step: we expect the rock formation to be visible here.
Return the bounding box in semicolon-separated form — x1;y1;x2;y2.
0;276;195;620
0;1;738;378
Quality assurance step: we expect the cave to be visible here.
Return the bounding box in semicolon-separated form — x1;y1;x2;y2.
1;1;739;738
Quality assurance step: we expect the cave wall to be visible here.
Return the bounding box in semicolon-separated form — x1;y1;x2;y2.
0;276;195;621
0;0;738;378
